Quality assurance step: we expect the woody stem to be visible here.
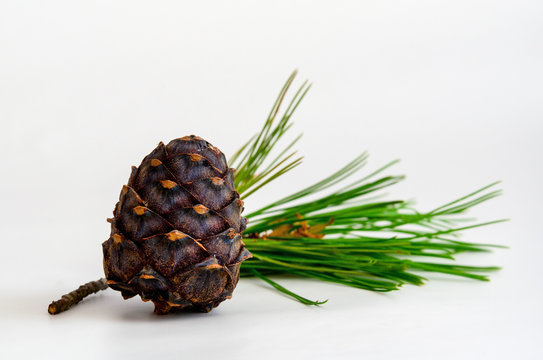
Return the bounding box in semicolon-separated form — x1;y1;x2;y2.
48;278;108;315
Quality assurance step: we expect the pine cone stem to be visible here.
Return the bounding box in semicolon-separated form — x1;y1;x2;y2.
48;278;108;315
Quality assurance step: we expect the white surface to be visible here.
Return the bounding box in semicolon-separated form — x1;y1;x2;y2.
1;1;542;359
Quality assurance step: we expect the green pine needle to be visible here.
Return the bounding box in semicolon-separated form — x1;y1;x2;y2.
251;269;328;305
232;71;505;305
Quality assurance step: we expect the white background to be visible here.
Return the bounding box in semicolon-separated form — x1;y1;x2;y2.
1;1;542;359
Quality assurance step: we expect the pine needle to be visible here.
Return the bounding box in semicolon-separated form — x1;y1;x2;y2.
251;269;327;305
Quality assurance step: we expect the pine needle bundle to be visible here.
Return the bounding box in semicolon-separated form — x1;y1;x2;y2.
230;71;504;304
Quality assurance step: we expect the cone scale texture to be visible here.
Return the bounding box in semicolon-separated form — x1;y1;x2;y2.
102;136;252;314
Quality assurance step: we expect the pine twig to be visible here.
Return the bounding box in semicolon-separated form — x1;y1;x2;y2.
48;278;108;315
47;71;505;314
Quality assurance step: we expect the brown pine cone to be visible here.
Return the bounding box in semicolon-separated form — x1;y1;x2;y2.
102;136;252;314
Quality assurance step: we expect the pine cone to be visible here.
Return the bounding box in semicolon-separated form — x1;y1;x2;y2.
102;136;252;314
